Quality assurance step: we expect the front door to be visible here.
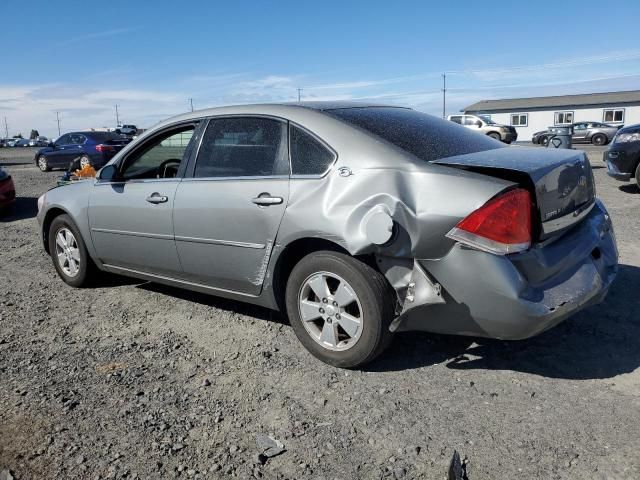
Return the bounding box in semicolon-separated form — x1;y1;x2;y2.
572;123;588;142
88;124;198;276
47;134;78;168
173;116;289;296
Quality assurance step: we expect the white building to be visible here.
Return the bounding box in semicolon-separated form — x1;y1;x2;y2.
463;90;640;141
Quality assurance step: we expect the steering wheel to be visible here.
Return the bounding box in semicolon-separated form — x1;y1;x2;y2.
157;158;181;178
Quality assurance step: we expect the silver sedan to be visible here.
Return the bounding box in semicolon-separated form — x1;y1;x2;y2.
37;103;618;367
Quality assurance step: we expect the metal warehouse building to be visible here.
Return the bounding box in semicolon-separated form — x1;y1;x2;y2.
463;90;640;142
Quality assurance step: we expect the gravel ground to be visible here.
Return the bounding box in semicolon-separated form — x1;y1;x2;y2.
1;146;639;480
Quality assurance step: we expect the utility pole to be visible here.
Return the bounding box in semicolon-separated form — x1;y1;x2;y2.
441;73;447;119
297;88;303;102
115;104;120;126
189;98;194;112
3;117;8;138
56;111;61;136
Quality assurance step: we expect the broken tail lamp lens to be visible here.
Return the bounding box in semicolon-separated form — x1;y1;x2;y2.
446;188;532;255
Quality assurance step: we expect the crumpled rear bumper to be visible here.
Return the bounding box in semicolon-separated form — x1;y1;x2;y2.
394;200;618;340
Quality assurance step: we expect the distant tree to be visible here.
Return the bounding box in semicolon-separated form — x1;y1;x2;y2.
29;129;40;139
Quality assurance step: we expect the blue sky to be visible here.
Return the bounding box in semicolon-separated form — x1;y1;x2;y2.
2;0;640;137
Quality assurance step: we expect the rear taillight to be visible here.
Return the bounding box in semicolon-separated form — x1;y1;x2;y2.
446;188;532;255
95;144;115;152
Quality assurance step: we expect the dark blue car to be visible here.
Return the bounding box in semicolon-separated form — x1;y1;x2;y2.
35;131;130;172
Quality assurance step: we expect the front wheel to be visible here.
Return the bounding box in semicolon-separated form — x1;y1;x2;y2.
48;214;97;287
540;136;550;146
592;134;607;146
285;251;395;368
488;132;501;141
38;155;50;172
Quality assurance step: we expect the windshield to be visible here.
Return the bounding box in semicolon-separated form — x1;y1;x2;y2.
327;107;503;162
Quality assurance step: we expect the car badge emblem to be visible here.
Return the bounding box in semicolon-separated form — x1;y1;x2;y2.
337;167;353;177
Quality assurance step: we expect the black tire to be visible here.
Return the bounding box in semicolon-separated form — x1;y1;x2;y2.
540;136;550;146
48;214;98;288
37;155;50;172
635;162;640;188
592;133;607;146
285;251;395;368
488;132;501;141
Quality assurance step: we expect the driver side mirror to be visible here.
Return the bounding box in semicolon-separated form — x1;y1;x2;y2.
98;164;119;181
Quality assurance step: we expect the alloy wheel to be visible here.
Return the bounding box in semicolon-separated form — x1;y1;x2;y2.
55;227;81;277
298;271;363;351
38;156;48;171
79;156;91;168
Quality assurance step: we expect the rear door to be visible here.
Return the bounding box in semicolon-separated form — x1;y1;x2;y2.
88;123;199;276
572;123;588;142
172;116;289;295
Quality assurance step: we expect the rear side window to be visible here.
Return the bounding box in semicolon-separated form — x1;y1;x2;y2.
194;117;287;178
449;116;462;124
328;107;502;163
290;125;335;176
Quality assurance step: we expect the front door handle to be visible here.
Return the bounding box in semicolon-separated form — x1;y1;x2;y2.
146;192;168;204
252;193;283;206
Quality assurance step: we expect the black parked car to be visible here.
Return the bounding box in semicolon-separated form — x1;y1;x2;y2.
604;123;640;187
35;131;131;172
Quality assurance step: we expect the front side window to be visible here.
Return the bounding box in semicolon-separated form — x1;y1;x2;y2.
69;133;86;145
194;117;287;178
554;111;573;125
573;123;587;131
603;109;624;123
290;125;335;176
463;116;481;126
121;126;196;180
511;113;528;126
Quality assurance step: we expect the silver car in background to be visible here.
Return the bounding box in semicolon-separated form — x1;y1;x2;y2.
37;103;618;367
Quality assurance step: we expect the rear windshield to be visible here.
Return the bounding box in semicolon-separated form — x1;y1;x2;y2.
326;107;503;162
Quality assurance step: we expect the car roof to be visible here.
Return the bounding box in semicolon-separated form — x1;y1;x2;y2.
152;101;410;128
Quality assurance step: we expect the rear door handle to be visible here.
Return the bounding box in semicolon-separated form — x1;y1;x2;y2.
146;193;168;204
252;194;283;206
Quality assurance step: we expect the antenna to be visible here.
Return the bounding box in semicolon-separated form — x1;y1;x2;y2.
442;73;447;119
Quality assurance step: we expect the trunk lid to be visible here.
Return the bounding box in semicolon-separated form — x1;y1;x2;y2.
433;147;595;240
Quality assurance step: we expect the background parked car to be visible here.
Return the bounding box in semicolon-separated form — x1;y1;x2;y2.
35;131;131;172
113;124;138;136
533;122;622;146
604;123;640;187
29;137;49;147
0;166;16;215
447;114;517;143
14;139;31;147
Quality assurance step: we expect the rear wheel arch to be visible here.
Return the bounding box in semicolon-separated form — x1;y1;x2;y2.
272;237;380;311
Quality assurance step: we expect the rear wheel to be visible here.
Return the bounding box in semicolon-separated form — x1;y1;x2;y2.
285;251;395;368
38;155;50;172
592;133;607;146
48;214;97;288
635;162;640;188
79;155;91;169
488;132;501;141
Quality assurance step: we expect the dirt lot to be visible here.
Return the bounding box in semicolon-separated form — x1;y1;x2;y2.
1;145;639;479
